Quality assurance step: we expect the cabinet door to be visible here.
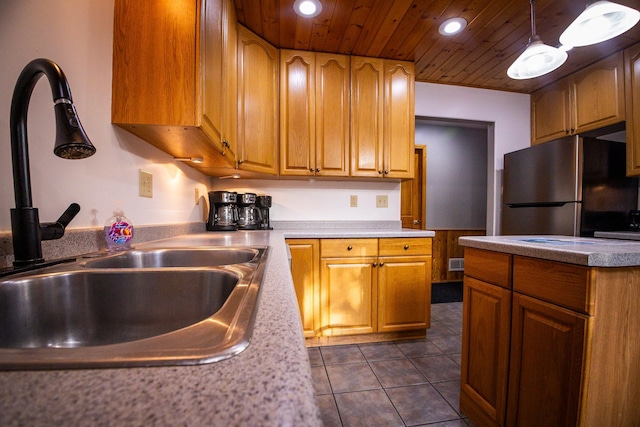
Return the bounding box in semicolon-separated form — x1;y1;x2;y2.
530;78;571;145
112;0;198;126
320;257;377;336
286;239;320;338
221;0;238;160
377;255;431;332
460;276;511;427
506;293;587;427
316;53;350;177
350;56;385;178
201;0;224;150
383;60;415;178
280;50;315;176
237;26;279;175
571;51;625;134
626;42;640;176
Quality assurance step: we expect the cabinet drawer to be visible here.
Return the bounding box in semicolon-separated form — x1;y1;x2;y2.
464;248;512;289
379;237;432;256
513;256;593;314
320;238;378;258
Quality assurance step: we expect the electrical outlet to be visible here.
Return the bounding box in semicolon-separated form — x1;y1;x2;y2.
376;195;388;208
139;170;153;198
195;188;200;205
350;195;358;207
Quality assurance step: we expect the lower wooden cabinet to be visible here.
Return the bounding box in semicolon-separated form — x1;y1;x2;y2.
460;275;511;427
287;237;432;338
287;239;319;338
320;255;377;336
461;247;640;426
507;293;587;427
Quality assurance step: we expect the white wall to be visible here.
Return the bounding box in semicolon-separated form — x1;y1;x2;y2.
415;83;531;234
0;0;210;232
209;179;401;222
417;122;488;229
0;0;531;235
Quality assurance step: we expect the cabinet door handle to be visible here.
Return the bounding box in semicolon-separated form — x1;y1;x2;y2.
316;168;320;172
372;262;378;267
404;245;409;250
347;245;353;251
378;170;383;174
379;262;384;267
384;170;389;175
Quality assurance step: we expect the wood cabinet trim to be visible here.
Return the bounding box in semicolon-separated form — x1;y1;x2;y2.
513;255;593;314
464;248;512;289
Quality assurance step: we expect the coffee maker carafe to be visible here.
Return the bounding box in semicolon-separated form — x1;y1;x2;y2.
207;191;238;231
236;193;261;230
257;195;272;230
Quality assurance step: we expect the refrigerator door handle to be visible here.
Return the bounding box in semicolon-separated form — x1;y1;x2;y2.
506;202;569;208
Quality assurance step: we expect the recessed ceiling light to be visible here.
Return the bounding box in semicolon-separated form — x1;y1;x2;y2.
439;18;467;36
294;0;322;18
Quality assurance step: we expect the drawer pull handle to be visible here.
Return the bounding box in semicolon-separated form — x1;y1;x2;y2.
347;245;353;251
404;245;409;250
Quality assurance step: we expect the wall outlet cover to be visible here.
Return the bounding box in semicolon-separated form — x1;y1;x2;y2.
376;195;388;208
139;170;153;198
350;195;358;207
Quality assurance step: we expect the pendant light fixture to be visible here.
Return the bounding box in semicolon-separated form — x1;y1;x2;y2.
559;1;640;48
507;0;568;80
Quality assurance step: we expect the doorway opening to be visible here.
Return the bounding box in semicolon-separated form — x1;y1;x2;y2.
412;117;490;290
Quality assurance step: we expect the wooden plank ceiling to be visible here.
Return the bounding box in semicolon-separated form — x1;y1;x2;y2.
232;0;640;93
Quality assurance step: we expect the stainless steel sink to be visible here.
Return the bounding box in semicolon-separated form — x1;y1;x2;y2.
0;246;268;370
81;247;259;269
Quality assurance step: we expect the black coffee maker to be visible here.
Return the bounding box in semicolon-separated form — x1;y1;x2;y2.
257;195;272;230
207;191;238;231
236;193;261;230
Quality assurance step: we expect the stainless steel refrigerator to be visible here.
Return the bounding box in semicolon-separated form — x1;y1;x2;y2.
501;136;638;236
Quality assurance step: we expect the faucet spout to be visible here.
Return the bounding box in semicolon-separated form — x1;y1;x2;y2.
9;58;96;267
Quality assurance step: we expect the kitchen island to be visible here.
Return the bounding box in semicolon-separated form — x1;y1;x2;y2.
0;224;434;426
458;235;640;427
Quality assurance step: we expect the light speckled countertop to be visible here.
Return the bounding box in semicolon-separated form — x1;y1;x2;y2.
459;235;640;267
0;224;433;426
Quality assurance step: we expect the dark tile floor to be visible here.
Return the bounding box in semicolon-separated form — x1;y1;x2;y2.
309;302;474;426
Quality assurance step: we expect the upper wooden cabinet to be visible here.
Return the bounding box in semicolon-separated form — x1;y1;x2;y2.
351;57;415;178
531;51;625;145
279;51;350;177
530;77;572;144
112;0;237;170
625;42;640;176
237;26;280;175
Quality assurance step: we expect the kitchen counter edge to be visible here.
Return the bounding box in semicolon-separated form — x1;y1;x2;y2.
0;227;434;426
459;235;640;267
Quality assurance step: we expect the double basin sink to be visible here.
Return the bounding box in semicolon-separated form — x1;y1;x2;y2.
0;244;269;370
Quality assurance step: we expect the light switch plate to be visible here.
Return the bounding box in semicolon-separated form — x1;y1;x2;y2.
350;195;358;207
376;195;388;208
139;170;153;198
